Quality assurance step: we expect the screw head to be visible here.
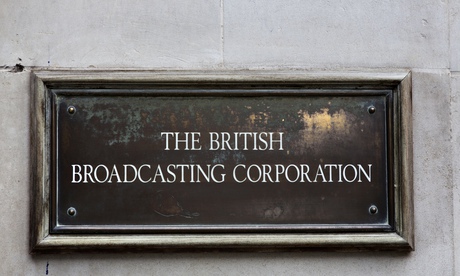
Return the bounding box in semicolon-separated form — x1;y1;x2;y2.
67;106;76;114
369;205;378;215
67;207;77;217
368;106;376;114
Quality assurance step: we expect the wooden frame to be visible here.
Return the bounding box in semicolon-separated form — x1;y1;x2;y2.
30;70;413;253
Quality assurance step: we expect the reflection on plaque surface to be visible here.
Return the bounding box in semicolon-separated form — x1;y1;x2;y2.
53;91;391;232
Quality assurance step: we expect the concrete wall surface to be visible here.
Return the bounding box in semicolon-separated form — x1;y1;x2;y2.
0;0;458;275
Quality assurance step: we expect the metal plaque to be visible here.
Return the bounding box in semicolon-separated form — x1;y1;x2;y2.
31;71;414;252
53;90;390;232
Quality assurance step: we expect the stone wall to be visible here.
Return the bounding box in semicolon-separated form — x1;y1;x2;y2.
0;0;458;274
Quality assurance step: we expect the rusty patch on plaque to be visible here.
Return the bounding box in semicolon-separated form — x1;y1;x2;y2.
51;90;392;233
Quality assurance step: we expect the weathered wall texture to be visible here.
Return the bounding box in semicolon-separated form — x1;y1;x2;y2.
0;0;458;275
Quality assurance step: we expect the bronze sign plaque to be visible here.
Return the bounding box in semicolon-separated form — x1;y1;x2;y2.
31;71;413;252
54;92;389;232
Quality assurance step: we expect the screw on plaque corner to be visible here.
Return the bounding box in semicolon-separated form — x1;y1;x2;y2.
67;207;77;217
368;105;376;114
67;106;76;114
369;205;378;215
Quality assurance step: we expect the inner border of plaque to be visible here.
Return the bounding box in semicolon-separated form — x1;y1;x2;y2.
30;70;413;253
